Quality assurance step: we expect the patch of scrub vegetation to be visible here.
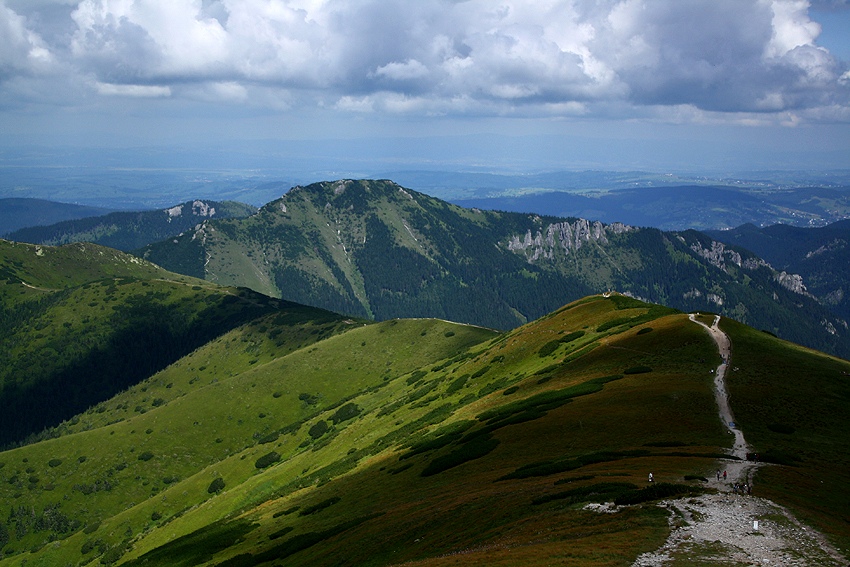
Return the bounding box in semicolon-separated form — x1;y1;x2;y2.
121;519;259;567
420;433;500;477
500;450;651;480
532;482;638;506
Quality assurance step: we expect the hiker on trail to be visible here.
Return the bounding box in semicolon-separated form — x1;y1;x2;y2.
723;470;727;480
648;472;653;483
716;470;720;481
744;483;749;495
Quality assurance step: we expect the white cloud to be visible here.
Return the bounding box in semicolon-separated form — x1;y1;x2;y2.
373;59;430;81
0;1;52;80
0;0;847;123
95;82;171;97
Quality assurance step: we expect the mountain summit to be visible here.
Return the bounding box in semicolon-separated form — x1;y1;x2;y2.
141;179;849;358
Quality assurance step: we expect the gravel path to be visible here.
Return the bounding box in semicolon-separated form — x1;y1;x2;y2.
627;314;847;566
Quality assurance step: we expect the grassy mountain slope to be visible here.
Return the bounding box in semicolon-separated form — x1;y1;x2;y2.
6;200;256;252
720;316;850;549
0;239;319;447
0;198;113;237
708;220;850;322
2;294;846;566
140;179;849;359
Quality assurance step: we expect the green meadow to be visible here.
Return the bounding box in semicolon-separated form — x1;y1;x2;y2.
0;240;848;565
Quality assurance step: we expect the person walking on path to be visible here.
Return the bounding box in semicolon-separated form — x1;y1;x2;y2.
648;472;654;483
723;470;727;480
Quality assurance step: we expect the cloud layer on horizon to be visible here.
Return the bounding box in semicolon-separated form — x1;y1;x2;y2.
2;0;849;126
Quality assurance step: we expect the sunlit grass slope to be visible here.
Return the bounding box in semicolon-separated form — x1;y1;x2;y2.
0;294;725;566
2;294;847;566
0;311;495;565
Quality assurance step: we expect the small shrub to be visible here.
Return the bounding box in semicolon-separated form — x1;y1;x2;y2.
207;477;226;494
78;456;87;463
100;544;126;565
268;526;294;541
624;366;652;374
138;451;154;462
83;522;100;534
538;340;561;357
48;458;62;468
151;511;162;521
387;463;414;475
637;327;653;335
299;393;319;406
331;403;361;425
445;374;469;395
503;386;519;395
273;506;300;518
406;370;428;385
532;482;637;505
299;496;341;516
81;538;104;555
308;420;329;439
421;434;500;477
151;398;165;407
471;365;492;379
596;317;633;332
258;431;280;444
255;452;281;469
444;331;455;337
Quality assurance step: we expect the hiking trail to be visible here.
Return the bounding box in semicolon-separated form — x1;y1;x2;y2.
628;314;846;566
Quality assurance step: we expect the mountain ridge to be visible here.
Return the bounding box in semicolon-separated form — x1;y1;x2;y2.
6;199;256;251
139;179;850;359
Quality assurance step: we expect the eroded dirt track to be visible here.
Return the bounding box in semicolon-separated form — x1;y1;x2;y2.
629;315;846;566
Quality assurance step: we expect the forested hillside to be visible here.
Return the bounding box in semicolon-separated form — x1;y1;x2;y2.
7;200;256;251
140;179;849;359
708;220;850;322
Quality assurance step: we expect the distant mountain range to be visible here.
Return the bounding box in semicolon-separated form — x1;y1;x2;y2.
6;199;256;251
137;179;849;359
451;184;850;231
0;198;114;236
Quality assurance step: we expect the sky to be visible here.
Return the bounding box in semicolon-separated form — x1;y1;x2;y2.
1;0;850;174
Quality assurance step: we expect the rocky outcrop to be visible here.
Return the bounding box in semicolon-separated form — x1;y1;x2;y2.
507;219;633;261
775;271;809;296
166;200;217;222
688;239;769;273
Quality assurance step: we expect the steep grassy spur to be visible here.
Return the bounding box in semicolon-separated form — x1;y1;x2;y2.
5;294;740;567
0;284;494;565
0;239;332;447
